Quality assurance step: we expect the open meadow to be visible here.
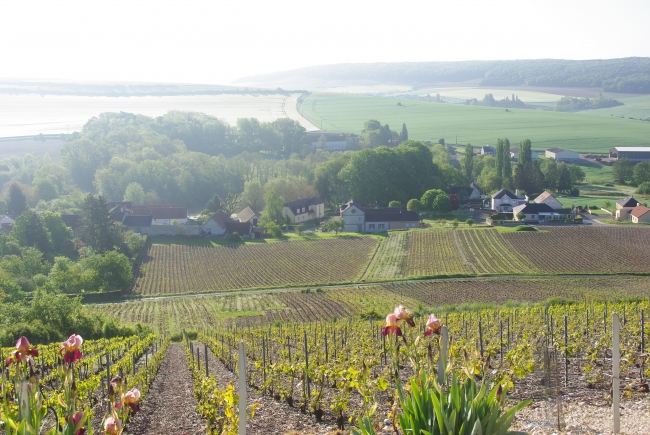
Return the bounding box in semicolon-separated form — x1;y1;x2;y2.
300;92;650;153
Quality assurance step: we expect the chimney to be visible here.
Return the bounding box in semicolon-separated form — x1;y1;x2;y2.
515;189;519;196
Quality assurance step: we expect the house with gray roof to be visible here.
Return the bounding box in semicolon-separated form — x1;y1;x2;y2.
491;188;528;212
283;197;324;224
339;200;420;232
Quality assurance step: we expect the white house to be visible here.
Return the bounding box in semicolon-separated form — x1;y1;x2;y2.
534;191;563;210
339;200;420;233
237;206;260;226
510;148;539;161
481;145;496;156
308;132;357;151
201;210;230;236
491;188;528;212
615;196;639;221
545;148;579;162
512;203;560;223
283;197;325;224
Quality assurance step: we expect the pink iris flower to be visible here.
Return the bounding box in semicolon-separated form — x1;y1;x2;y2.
70;411;86;435
6;336;38;367
103;416;122;435
394;305;415;327
61;334;83;363
121;388;141;413
424;314;442;337
381;313;403;336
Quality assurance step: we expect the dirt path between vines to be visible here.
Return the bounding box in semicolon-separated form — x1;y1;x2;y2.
193;342;340;435
125;344;205;435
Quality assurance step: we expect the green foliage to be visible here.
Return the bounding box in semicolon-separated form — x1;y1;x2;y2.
262;221;283;238
432;194;452;214
514;225;537;232
5;183;27;216
322;219;345;234
388;201;401;208
314;155;351;208
633;161;650;185
465;218;474;226
295;223;306;236
407;199;422;212
11;210;51;254
613;158;634;185
81;194;117;253
227;231;243;241
518;139;532;164
637;181;650;194
123;181;146;205
421;189;445;211
555;95;622;111
261;189;285;225
462;144;474;182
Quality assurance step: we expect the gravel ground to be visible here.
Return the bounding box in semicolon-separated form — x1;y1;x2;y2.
125;344;205;435
511;397;650;435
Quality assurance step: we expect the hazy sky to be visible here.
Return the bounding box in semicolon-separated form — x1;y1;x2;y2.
1;0;648;85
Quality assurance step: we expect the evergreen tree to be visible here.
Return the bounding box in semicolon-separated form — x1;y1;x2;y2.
502;138;512;184
400;123;409;143
462;144;474;182
81;195;117;253
11;210;51;254
519;139;533;164
495;139;505;180
6;183;27;216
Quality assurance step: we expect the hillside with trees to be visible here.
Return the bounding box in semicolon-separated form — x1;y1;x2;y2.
237;57;650;93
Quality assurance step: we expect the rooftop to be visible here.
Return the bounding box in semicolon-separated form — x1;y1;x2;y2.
611;147;650;153
284;197;323;210
237;206;260;223
123;215;153;227
546;147;567;153
616;196;639;208
513;203;558;214
365;208;420;222
630;205;650;218
492;188;521;199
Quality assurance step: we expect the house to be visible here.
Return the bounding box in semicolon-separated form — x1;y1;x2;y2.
122;215;153;234
512;203;560;223
510;148;539;160
448;182;484;200
481;145;496;156
283;197;325;224
339;200;420;233
307;132;357;151
237;206;260;226
615;196;639;221
609;147;650;162
491;188;528;212
630;205;650;223
545;148;579;162
131;205;188;225
0;214;14;235
201;210;253;237
534;191;563;210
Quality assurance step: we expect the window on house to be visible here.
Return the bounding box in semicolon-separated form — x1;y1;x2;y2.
369;224;375;229
302;207;305;213
531;215;535;219
296;209;300;214
379;224;385;229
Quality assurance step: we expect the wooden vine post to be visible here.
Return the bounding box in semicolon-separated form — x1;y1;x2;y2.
204;343;209;377
438;325;448;387
612;313;620;434
239;341;247;435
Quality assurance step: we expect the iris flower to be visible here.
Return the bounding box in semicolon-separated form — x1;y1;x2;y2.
425;314;442;337
121;388;141;413
5;336;38;367
381;313;402;336
103;416;122;435
394;305;415;327
61;334;83;364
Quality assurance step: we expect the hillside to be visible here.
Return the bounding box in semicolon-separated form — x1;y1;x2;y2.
236;57;650;93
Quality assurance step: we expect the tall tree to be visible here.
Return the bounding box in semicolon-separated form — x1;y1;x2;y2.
613;158;635;185
502;138;512;185
81;195;117;253
123;182;146;205
261;189;285;225
514;161;545;196
11;210;51;254
6;183;27;217
519;139;532;164
462;144;474;182
495;139;505;180
400;123;409;143
557;164;573;193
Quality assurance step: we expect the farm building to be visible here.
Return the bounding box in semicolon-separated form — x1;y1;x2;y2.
512;203;560;223
339;200;420;232
545;148;579;162
608;147;650;162
448;182;485;200
510;148;538;160
615;196;640;221
201;210;253;237
629;205;650;223
283;197;325;224
307;132;357;151
481;145;496;156
122;215;153;234
237;206;260;226
491;188;528;212
534;191;563;210
0;214;14;235
131;205;188;225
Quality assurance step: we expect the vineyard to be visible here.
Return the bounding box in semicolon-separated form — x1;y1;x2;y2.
365;226;650;280
107;275;650;335
0;334;168;434
134;237;377;295
189;297;650;433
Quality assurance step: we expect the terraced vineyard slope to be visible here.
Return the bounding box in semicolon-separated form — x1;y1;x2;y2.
134;237;377;295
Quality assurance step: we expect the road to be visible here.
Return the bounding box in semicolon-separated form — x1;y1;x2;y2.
283;93;320;131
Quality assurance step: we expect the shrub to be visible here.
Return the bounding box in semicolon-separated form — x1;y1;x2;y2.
514;225;537;232
637;182;650;194
262;222;283;238
227;231;242;241
465;218;474;226
569;187;580;196
406;199;422;212
489;213;500;220
186;329;198;340
170;332;183;342
388;200;402;208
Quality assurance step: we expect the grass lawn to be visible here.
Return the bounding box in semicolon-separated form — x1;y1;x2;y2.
301;92;650;154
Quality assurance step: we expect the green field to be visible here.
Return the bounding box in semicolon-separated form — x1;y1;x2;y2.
301;92;650;153
580;94;650;119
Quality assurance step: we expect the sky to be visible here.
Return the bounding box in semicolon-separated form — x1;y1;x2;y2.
1;0;649;85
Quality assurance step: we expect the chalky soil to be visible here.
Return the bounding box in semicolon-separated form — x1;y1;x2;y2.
125;344;205;435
